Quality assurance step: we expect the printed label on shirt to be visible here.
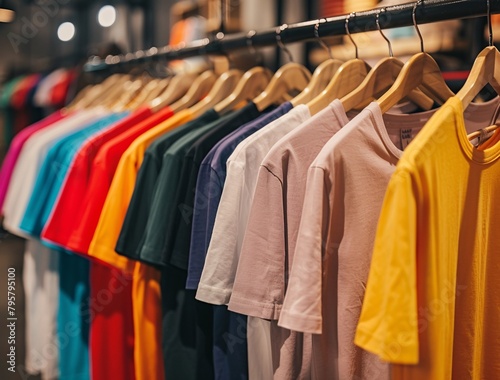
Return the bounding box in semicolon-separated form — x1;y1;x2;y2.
400;128;414;150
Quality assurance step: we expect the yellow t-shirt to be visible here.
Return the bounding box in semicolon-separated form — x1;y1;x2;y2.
88;109;193;380
355;96;500;379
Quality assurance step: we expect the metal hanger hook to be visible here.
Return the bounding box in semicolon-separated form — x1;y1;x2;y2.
246;30;257;56
376;9;393;57
487;0;493;46
314;19;334;59
412;0;425;52
276;24;294;63
345;12;359;59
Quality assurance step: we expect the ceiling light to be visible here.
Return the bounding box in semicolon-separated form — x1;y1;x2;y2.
98;5;116;28
58;22;75;42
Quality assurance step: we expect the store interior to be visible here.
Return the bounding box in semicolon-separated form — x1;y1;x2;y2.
1;0;500;379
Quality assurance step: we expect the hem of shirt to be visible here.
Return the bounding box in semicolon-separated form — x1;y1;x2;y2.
87;242;136;274
40;234;71;251
170;253;188;271
18;223;37;238
354;327;418;365
185;275;201;290
40;229;67;249
277;309;322;334
2;223;30;239
65;236;91;256
138;245;168;268
227;294;282;320
195;284;231;305
114;239;142;261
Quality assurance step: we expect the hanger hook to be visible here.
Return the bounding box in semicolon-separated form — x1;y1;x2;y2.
276;24;294;63
487;0;493;46
246;30;257;56
376;9;393;57
314;19;334;60
412;0;424;52
345;12;358;59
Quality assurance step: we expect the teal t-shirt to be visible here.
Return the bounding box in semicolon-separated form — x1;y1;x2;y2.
19;112;128;238
18;111;128;380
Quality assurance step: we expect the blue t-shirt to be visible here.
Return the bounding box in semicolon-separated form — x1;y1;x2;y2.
19;112;128;238
187;102;292;288
187;103;292;380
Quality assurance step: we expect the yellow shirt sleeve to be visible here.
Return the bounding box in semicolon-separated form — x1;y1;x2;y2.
355;165;419;365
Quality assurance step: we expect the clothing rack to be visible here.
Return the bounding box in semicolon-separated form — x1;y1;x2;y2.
83;0;500;72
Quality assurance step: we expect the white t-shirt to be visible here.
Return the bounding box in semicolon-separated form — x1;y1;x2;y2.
23;240;60;379
196;104;311;380
2;109;107;237
228;100;355;380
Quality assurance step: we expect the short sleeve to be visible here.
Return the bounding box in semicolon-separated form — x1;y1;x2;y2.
115;152;161;258
196;161;245;304
88;152;138;274
354;167;419;364
227;163;287;319
186;164;222;289
277;167;331;334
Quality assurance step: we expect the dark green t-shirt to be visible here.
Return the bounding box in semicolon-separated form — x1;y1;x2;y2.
137;102;265;267
115;109;220;259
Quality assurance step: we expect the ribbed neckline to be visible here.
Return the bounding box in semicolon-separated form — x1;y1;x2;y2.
453;97;500;164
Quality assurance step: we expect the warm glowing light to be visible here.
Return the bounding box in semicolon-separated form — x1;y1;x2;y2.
58;22;75;42
98;5;116;27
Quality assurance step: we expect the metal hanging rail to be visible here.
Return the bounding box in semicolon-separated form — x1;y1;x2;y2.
83;0;500;72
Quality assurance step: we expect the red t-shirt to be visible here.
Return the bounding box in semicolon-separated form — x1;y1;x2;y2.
41;105;173;380
52;106;174;254
42;105;153;247
50;70;77;107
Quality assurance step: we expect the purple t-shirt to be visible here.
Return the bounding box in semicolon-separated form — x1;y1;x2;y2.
187;102;293;289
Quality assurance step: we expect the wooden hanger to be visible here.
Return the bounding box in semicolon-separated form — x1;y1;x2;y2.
252;26;312;111
126;77;171;110
467;124;500;144
65;85;92;111
214;66;273;114
111;76;151;111
341;10;434;112
69;74;126;110
149;71;200;113
456;46;500;109
85;74;131;109
169;70;217;113
307;13;371;115
253;63;312;112
291;59;343;106
189;69;243;117
307;59;370;115
377;1;454;113
291;21;344;107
